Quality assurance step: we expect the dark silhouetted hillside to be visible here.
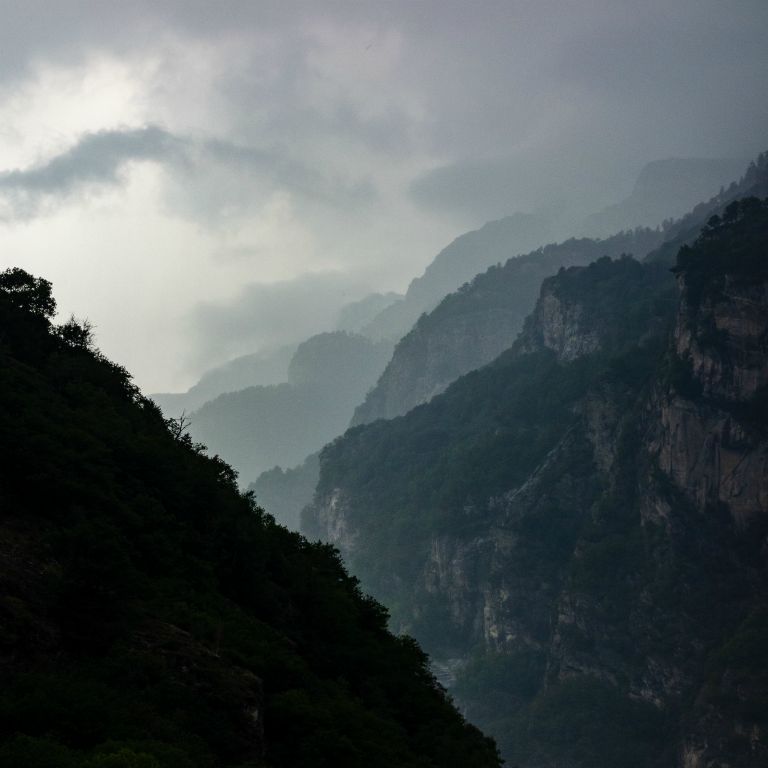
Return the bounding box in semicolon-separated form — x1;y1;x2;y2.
0;269;500;768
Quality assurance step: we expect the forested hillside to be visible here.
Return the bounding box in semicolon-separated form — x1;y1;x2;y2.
0;271;500;768
305;198;768;767
152;345;296;416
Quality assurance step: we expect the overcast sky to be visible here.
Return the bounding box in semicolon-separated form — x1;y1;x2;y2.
0;0;766;391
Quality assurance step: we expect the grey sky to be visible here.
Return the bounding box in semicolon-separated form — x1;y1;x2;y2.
0;1;765;389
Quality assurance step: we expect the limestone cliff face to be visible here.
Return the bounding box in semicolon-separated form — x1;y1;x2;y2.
638;225;768;767
353;306;524;427
305;204;768;768
674;272;768;401
647;242;768;527
517;285;603;362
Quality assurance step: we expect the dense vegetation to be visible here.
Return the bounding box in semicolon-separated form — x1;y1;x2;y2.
310;254;675;618
305;200;768;767
0;270;500;768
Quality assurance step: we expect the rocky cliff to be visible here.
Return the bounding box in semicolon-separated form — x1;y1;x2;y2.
304;199;768;767
352;230;663;426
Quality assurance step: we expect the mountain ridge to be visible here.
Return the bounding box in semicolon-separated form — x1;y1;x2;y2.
304;197;768;767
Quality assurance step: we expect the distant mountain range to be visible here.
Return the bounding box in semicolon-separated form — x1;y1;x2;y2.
154;154;764;535
351;228;663;426
583;156;746;236
184;331;393;486
152;343;296;415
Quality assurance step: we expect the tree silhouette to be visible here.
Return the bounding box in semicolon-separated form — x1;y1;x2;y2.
0;267;56;318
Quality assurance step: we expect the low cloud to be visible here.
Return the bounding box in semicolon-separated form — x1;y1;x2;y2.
0;127;181;218
0;125;376;221
187;271;371;372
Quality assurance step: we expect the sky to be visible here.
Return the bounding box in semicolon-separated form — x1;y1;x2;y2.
0;0;766;391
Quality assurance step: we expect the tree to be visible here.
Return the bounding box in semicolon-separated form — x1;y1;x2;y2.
0;267;56;318
56;315;95;349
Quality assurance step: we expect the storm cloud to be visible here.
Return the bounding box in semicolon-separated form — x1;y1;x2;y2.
0;125;374;220
0;1;765;390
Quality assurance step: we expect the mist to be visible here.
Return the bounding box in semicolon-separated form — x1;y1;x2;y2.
0;0;765;390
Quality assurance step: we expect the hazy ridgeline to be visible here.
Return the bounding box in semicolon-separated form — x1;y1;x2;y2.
153;156;756;528
248;155;766;532
144;151;768;766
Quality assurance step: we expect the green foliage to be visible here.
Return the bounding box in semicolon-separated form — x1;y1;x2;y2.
314;257;672;628
504;678;671;768
661;352;703;398
56;315;96;350
0;278;500;767
454;649;546;707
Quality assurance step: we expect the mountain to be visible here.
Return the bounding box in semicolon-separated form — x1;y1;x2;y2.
152;344;296;415
186;332;393;487
336;292;403;335
0;268;500;768
249;453;321;531
644;151;768;266
352;228;663;426
582;157;747;237
353;153;768;427
304;198;768;767
362;212;557;341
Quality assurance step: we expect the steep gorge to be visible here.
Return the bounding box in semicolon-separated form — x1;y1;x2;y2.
304;199;768;767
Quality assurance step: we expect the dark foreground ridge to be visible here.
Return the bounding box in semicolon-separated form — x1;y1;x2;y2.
0;269;501;768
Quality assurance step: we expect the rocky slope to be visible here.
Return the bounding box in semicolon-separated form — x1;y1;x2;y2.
0;269;500;768
304;199;768;767
352;229;662;426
